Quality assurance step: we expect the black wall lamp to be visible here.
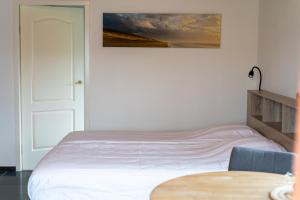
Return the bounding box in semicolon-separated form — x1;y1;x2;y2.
248;66;262;91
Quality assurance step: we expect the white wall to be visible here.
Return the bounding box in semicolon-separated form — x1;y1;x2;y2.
1;0;260;166
258;0;300;98
87;0;259;131
0;0;16;166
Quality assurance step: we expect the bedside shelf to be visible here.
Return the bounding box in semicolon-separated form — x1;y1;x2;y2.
252;115;262;121
264;122;282;132
247;90;296;152
285;133;295;140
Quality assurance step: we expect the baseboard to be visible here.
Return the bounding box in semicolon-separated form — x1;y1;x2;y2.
0;166;16;173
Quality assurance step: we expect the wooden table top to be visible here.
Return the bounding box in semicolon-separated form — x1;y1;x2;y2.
150;171;291;200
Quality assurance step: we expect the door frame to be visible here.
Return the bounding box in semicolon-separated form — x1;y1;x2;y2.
14;0;90;171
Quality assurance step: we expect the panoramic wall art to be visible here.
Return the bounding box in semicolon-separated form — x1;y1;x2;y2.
103;13;222;48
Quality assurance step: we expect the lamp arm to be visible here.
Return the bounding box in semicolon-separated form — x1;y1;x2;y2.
253;66;262;91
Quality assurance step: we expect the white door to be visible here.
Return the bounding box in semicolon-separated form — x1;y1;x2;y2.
20;5;85;170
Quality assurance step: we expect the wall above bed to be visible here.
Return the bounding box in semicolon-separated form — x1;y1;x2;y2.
87;0;260;131
258;0;300;98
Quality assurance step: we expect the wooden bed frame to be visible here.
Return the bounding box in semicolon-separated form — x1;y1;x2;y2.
247;90;297;152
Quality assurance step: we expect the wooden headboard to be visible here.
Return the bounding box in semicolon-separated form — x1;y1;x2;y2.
247;90;297;152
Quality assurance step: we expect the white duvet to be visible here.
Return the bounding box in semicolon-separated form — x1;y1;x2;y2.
28;125;286;200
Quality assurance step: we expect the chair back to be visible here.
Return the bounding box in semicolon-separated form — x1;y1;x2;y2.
228;147;294;174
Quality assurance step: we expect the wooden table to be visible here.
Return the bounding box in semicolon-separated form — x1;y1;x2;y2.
150;171;291;200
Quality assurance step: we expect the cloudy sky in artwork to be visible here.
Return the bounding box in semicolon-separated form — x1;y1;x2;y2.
103;13;221;44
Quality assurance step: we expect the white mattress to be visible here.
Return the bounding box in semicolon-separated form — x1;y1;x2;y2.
28;125;286;200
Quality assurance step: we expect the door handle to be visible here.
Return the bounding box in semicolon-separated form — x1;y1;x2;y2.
74;80;83;85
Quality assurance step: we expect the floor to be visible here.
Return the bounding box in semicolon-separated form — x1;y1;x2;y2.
0;170;32;200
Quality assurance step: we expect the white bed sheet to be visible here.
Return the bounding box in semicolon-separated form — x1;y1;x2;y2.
28;125;286;200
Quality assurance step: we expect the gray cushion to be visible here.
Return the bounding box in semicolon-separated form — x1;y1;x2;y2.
228;147;294;174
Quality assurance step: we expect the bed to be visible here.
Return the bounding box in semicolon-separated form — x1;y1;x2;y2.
28;90;297;200
28;125;285;200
